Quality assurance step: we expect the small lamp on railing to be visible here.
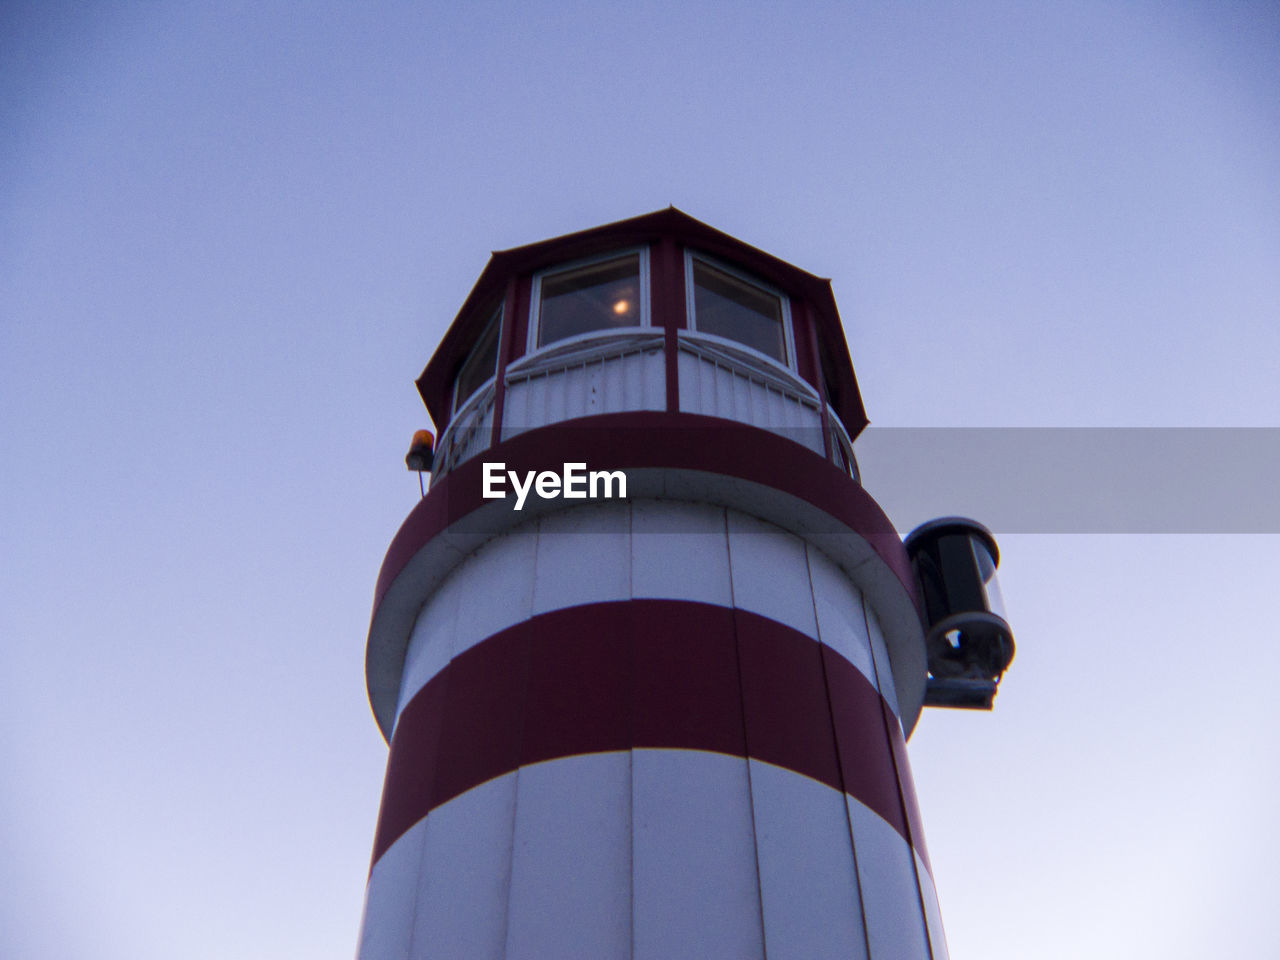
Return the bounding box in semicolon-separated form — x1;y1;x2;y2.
405;429;434;496
904;517;1015;710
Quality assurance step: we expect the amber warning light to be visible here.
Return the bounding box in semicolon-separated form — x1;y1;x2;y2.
405;430;434;472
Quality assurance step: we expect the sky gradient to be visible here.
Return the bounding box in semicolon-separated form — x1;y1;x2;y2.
4;2;1279;957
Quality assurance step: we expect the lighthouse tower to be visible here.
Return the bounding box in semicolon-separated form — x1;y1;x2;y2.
357;209;1012;960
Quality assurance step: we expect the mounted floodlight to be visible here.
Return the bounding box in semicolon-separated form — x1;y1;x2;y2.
405;429;435;472
904;517;1015;710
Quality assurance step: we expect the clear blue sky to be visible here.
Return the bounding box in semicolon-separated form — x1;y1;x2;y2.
3;2;1278;957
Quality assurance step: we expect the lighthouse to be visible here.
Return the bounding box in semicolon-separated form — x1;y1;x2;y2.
357;209;1013;960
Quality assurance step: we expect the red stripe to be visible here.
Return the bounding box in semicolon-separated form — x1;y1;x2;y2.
369;600;921;872
371;412;915;620
632;603;744;756
654;236;685;413
737;609;843;793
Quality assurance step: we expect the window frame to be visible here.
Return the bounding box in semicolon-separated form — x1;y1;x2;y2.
452;302;503;415
684;250;797;372
527;247;651;355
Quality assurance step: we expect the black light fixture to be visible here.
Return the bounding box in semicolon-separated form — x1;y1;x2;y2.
904;517;1015;710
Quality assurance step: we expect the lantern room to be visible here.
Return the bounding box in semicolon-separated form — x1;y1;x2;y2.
414;207;867;482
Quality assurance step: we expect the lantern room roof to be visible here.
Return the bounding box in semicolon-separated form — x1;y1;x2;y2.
416;207;868;437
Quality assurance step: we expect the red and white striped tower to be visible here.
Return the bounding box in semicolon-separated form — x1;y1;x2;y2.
357;210;1011;960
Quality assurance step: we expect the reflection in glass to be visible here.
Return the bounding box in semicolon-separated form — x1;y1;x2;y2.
692;260;785;362
538;255;641;347
973;539;1007;621
455;306;501;407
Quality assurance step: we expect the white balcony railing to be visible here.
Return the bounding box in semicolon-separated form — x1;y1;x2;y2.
501;331;666;441
431;381;497;476
430;330;859;483
675;333;825;458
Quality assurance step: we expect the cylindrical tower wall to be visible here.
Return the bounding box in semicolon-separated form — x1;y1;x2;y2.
358;499;945;960
358;209;961;960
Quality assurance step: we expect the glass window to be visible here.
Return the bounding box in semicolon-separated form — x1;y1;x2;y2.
690;258;788;364
454;306;501;408
834;433;852;475
535;253;642;348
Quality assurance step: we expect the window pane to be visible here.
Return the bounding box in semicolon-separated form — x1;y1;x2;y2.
538;254;641;347
455;307;500;406
692;261;785;362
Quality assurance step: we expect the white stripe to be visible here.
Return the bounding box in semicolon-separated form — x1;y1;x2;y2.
863;599;901;717
409;772;519;960
632;749;765;960
727;509;820;638
454;526;537;658
396;563;461;719
504;753;632;958
531;502;631;614
916;849;949;960
750;760;869;960
356;817;428;960
847;796;932;959
631;499;732;605
808;542;878;685
362;752;936;960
